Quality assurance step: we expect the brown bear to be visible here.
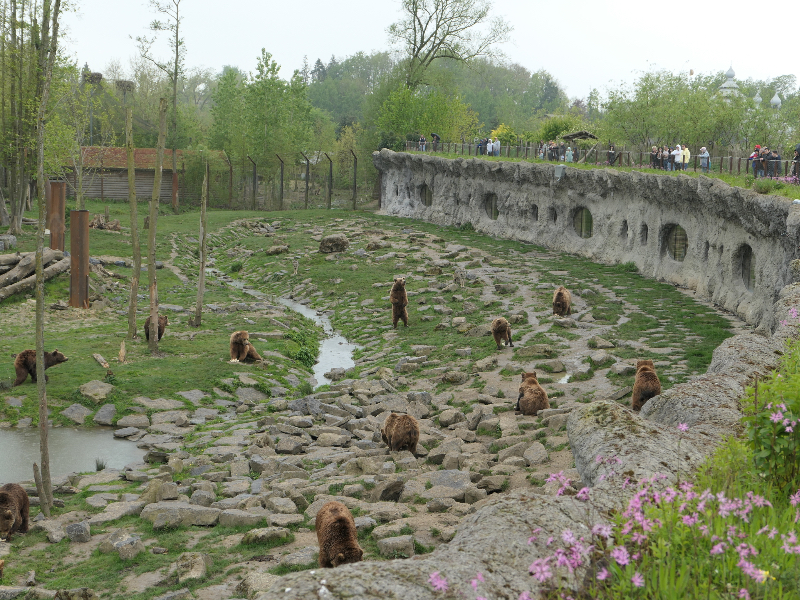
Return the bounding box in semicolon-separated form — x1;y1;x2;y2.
381;412;419;455
12;349;68;387
315;501;363;568
631;359;662;411
229;331;263;363
144;314;169;341
490;317;514;350
0;483;29;541
516;371;550;416
390;277;409;329
552;286;572;316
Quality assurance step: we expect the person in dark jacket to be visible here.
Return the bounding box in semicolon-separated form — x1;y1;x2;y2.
792;145;800;177
767;149;782;177
607;145;616;165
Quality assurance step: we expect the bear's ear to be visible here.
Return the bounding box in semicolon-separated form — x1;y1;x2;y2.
531;370;537;378
52;349;58;354
2;509;11;518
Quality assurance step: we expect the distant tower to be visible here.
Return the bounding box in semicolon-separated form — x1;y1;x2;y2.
753;90;762;107
718;65;740;100
770;92;782;109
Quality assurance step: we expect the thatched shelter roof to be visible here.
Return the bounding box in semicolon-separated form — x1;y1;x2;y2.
561;131;598;141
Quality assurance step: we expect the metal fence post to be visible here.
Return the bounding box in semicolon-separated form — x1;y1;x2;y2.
247;155;257;210
350;150;357;210
47;181;66;251
69;210;90;309
275;154;284;211
300;151;310;209
324;153;333;210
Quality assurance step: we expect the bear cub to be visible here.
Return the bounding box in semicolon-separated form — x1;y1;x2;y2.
0;483;29;541
315;501;364;568
381;413;419;455
631;359;661;411
490;317;514;350
552;286;572;316
12;349;68;387
144;314;169;341
229;331;263;362
390;277;409;329
517;371;550;416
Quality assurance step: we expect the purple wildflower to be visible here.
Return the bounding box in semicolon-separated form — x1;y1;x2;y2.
770;412;783;423
596;567;609;580
611;545;630;566
428;572;448;592
739;590;751;600
529;558;553;582
790;489;800;507
591;524;612;538
518;593;533;600
710;543;726;555
677;423;689;432
631;572;645;588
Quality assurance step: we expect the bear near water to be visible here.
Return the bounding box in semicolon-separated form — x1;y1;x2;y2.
144;314;169;341
0;483;29;541
315;501;363;568
490;317;514;350
389;277;409;329
516;371;550;415
12;349;68;387
381;413;419;455
229;331;263;363
631;359;662;411
552;286;572;316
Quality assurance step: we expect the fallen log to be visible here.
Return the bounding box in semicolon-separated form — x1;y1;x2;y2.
0;249;61;288
93;353;109;368
0;252;26;266
0;256;70;302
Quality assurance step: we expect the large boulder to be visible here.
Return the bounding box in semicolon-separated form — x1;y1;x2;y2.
319;234;350;254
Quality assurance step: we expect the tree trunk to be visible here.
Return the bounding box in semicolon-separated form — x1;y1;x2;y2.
192;161;208;327
126;108;141;339
171;3;179;214
148;98;167;352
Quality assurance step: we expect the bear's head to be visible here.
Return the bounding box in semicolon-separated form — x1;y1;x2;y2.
160;315;170;326
0;495;16;540
332;546;364;567
636;359;655;371
393;277;406;288
232;331;250;344
521;371;538;383
48;349;68;365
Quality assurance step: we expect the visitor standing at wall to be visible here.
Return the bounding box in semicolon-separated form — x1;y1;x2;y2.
682;145;690;171
565;147;573;163
650;146;659;169
671;145;683;171
494;138;501;157
607;145;616;165
792;145;800;177
767;149;781;177
699;147;710;173
419;135;426;152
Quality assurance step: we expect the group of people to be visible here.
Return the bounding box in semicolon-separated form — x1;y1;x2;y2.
748;145;785;178
476;137;501;156
417;133;441;152
648;145;707;172
538;141;574;162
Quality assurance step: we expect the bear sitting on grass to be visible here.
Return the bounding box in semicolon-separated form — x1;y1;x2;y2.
490;317;514;350
390;277;409;329
0;483;29;541
144;314;169;341
631;359;661;411
315;501;363;568
381;413;419;455
12;349;68;387
516;371;550;416
229;331;263;363
552;286;572;316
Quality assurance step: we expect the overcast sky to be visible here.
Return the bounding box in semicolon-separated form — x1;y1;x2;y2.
61;0;798;98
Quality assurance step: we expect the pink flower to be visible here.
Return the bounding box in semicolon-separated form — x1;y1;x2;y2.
770;412;783;423
631;532;648;545
529;558;552;582
710;543;726;555
791;307;798;319
790;489;800;507
592;524;612;538
561;530;576;545
781;319;789;326
428;572;448;592
631;572;645;588
596;567;610;580
739;590;751;600
576;487;591;501
677;423;689;432
611;546;630;566
519;594;533;600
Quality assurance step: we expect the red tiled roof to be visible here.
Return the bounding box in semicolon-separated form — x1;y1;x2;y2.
72;147;227;170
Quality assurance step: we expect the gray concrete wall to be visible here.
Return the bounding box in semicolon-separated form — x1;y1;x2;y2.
373;149;800;331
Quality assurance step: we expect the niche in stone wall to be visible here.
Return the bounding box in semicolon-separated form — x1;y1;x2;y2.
573;207;593;239
620;220;629;239
664;224;688;262
640;223;649;245
548;206;558;224
532;204;539;221
420;184;433;207
736;244;755;292
484;193;499;220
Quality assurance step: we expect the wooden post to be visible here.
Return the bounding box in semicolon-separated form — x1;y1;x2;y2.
350;149;357;210
275;154;285;211
148;98;167;352
125;108;141;340
247;156;257;211
69;210;90;308
719;157;724;173
47;181;65;251
729;156;733;173
324;153;332;210
694;155;698;172
223;150;233;208
300;151;310;209
192;162;208;327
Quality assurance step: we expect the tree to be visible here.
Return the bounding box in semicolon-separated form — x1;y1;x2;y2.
147;98;167;352
388;0;511;88
136;0;184;213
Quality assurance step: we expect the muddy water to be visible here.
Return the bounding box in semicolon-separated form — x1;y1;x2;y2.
0;428;144;482
277;298;359;388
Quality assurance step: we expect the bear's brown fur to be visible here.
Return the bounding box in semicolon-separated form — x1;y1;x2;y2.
552;286;572;316
390;277;409;329
380;413;419;455
490;317;514;350
315;501;363;568
0;483;29;541
12;349;68;387
631;359;661;411
516;371;550;415
144;314;169;341
229;331;263;362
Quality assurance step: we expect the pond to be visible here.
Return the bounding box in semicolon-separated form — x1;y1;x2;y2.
0;427;144;482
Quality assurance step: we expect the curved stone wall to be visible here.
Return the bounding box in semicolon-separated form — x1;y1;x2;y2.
373;149;800;331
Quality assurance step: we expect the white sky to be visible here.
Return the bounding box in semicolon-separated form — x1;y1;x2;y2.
61;0;799;98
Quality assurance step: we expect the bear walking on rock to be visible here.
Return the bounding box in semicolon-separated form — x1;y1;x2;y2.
381;413;419;455
631;359;661;411
144;314;169;341
516;371;550;415
12;349;68;387
315;501;363;568
390;277;409;329
229;331;263;363
552;286;572;316
0;483;29;541
490;317;514;350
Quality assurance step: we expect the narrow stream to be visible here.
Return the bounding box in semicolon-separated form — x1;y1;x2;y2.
0;427;144;482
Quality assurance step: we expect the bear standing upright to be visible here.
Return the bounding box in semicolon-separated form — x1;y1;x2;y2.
631;359;662;411
381;413;419;455
490;317;514;350
144;314;169;341
517;371;550;415
390;277;409;329
12;349;68;386
552;286;572;316
315;501;364;568
0;483;29;540
229;331;263;362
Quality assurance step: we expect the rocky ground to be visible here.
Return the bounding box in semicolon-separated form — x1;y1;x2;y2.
0;210;745;599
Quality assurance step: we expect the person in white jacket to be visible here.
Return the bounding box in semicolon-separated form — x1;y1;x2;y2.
671;145;683;171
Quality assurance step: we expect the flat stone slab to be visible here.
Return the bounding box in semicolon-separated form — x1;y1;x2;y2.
176;390;208;404
114;427;142;438
80;380;115;402
87;501;146;525
140;501;221;527
5;396;24;408
61;404;92;424
235;387;268;402
133;397;185;410
93;403;116;425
